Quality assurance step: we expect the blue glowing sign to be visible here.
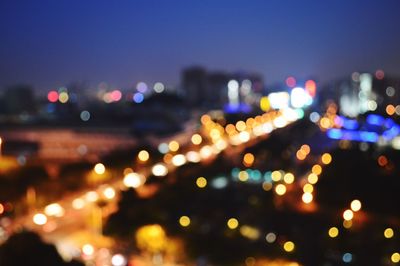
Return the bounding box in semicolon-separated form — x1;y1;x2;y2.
326;113;400;143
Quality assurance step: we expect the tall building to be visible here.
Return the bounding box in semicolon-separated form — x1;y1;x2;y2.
339;73;377;117
181;66;207;106
207;72;230;107
181;66;263;109
1;85;36;115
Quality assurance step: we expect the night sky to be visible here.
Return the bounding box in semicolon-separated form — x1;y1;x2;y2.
1;0;400;90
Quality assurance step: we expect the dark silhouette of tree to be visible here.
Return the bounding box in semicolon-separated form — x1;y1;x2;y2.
2;85;36;115
0;231;84;266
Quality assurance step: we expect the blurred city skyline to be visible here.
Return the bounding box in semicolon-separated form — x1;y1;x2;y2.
1;0;400;90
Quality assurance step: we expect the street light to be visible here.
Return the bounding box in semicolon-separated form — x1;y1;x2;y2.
0;137;2;157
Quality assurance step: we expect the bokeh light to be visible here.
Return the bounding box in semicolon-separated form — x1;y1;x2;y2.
384;228;394;239
138;150;150;162
343;209;354;221
275;184;287;195
179;216;191;227
33;213;47;225
196;177;207;188
321;153;332;164
283;241;295;252
227;218;239;229
350;199;362;212
328;227;339;238
94;163;105;175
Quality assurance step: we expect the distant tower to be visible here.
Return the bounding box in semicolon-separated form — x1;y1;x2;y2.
339;72;377;117
227;79;239;106
359;73;374;113
207;72;230;107
182;67;207;106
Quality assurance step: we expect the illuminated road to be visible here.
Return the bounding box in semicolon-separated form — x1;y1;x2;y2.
6;108;303;264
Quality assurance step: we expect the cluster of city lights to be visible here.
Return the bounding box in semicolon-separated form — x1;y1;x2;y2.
24;105;307;264
201;108;303;148
17;89;400;265
315;106;400;264
47;88;71;104
326;114;400;143
177;145;336;259
3;68;400;266
316;100;400;152
46;82;166;106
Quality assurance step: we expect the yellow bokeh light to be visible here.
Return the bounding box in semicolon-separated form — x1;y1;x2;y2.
283;241;295;252
210;128;220;139
123;173;144;188
225;124;236;135
196;177;207;188
103;187;115;199
320;117;331;129
260;96;270;111
283;173;295;184
321;153;332;165
191;134;202;145
168;141;180;152
384;228;394;239
311;164;322;175
138;150;149;162
58;92;69;103
200;145;213;159
328;227;339;238
262;182;272;191
343;219;353;229
243;153;255;167
238;171;249;182
72;198;85;210
236;121;247;131
152;163;168;176
302;192;313;204
33;213;47;225
239;131;250;142
245;256;256;266
215;139;227;150
94;163;105;175
350;199;362;212
227;218;239;229
271;170;282;182
246;117;255;128
307;173;319;184
200;114;211;125
123;167;133;175
240;225;260;240
343;209;354;221
301;144;311;154
186;151;201;163
82;244;94;256
44;203;64;217
296;150;307;160
275;184;287;195
303;183;314;193
85;191;99;202
391;252;400;263
179;216;191;227
135;224;167;253
172;154;186;166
